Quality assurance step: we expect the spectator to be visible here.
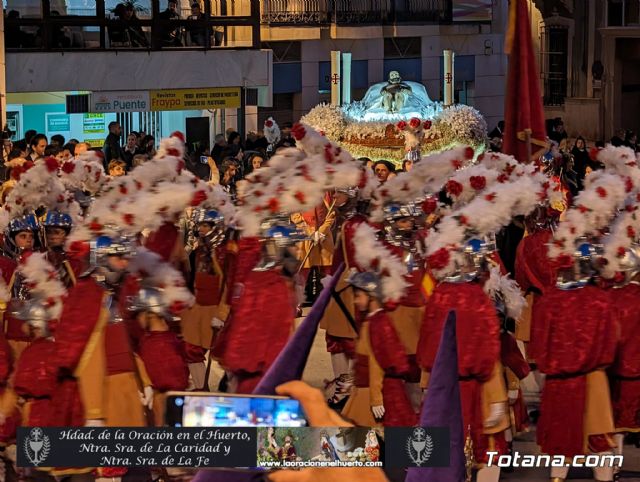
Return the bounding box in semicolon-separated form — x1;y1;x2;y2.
132;154;148;169
122;132;140;170
62;143;75;160
142;135;157;158
108;159;127;177
29;134;48;162
358;157;373;170
244;152;265;176
159;0;183;47
571;136;590;190
611;129;625;147
103;121;124;169
210;134;227;165
110;2;148;47
44;145;64;163
489;120;505;152
137;131;148;151
401;159;413;172
68;138;80;146
245;131;269;153
549;118;567;149
219;157;239;199
187;144;214;181
2;133;13;160
226;131;242;157
50;134;65;147
5;149;26;179
280;122;296;147
74;142;89;157
624;130;638;152
5;10;23;49
373;160;395;184
187;2;207;46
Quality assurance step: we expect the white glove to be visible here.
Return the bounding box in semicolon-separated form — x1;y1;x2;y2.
508;389;519;405
232;283;244;300
85;419;105;427
371;405;385;419
484;402;506;428
211;317;225;329
312;231;326;244
139;386;154;409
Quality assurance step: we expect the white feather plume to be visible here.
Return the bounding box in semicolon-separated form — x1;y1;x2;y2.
18;252;67;320
548;172;629;260
483;266;526;320
427;172;547;278
129;246;195;312
352;223;409;303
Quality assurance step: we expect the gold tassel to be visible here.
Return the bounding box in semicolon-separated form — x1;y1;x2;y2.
464;425;474;482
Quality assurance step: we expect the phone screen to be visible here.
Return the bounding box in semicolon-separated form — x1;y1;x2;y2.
200;156;209;164
165;392;307;428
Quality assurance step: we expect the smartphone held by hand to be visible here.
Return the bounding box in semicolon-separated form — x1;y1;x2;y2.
165;391;307;428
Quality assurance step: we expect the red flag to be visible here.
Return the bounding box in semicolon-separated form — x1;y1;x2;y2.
503;0;548;163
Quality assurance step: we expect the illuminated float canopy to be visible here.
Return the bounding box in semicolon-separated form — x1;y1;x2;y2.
301;71;487;163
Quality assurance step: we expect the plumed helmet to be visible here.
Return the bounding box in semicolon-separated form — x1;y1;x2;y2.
335;186;359;198
90;232;136;270
41;210;73;231
128;286;173;320
192;208;224;226
13;299;55;337
7;213;39;236
617;243;640;284
345;269;383;300
556;237;600;290
382;202;420;223
260;216;306;247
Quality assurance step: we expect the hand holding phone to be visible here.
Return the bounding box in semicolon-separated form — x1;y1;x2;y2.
165;391;307;427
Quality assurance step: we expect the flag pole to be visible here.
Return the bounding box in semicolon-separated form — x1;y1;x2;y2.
525;128;532;164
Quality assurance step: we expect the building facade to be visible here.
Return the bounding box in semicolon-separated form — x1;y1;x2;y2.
530;0;640;142
259;0;509;133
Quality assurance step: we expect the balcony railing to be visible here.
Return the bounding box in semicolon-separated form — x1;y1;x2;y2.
4;0;260;52
261;0;452;25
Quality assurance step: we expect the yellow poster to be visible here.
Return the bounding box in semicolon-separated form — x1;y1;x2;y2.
149;88;241;111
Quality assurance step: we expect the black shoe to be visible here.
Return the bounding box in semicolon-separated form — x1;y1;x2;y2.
218;373;228;392
328;395;350;411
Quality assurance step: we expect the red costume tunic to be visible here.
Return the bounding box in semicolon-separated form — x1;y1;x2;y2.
52;277;106;427
514;229;556;351
532;285;617;456
384;240;427;382
213;237;295;394
13;338;57;427
182;239;236;363
0;256;29;345
0;329;18;447
417;281;507;463
609;283;640;432
139;332;189;392
368;310;417;427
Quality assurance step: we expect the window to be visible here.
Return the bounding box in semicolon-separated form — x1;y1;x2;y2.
541;26;569;105
608;0;640;26
258;93;295;126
